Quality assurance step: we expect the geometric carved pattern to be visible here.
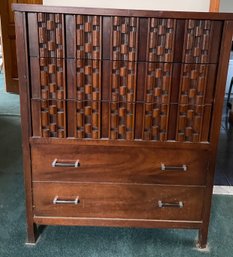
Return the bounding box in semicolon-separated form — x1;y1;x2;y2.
76;59;101;101
38;13;64;58
76;15;101;59
148;18;175;62
110;102;134;140
176;104;204;142
179;64;208;105
143;103;168;141
76;101;100;139
145;63;172;104
41;100;65;138
143;62;172;141
40;58;65;100
32;13;215;142
183;20;211;63
112;17;138;61
111;61;136;102
75;58;101;138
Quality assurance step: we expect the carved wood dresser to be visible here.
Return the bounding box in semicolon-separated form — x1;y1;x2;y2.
13;4;233;248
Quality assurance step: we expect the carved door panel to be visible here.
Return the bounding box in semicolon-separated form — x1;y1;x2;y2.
26;13;222;143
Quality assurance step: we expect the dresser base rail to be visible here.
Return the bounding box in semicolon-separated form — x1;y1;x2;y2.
28;216;208;248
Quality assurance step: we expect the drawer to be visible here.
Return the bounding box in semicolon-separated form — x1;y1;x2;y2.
33;182;205;221
31;144;209;185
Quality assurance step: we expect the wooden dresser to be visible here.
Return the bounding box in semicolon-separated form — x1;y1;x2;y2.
13;4;233;248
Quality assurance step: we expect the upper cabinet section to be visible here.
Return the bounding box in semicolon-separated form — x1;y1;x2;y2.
26;12;223;64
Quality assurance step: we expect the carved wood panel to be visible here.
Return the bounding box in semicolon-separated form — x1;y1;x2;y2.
183;20;212;63
179;64;208;105
38;13;64;58
110;102;134;140
76;15;101;59
27;13;221;142
143;103;168;141
110;61;136;102
40;58;65;100
145;62;172;104
111;17;138;61
40;100;66;138
147;18;176;62
76;59;101;101
176;104;207;142
76;101;100;139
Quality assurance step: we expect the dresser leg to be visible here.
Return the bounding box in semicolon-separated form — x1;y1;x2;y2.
26;223;38;245
197;228;208;249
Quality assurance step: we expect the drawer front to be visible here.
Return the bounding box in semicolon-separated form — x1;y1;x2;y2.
31;144;209;185
30;59;217;142
33;182;205;221
27;13;222;64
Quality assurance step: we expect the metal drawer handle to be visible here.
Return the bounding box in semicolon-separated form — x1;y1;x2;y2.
52;159;80;168
158;200;184;208
53;196;79;205
161;163;187;171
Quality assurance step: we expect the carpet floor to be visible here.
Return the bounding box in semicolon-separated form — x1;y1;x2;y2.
0;73;233;256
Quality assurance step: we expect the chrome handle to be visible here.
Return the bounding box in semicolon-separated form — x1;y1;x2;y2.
53;196;79;205
52;159;80;168
158;200;183;208
161;163;187;171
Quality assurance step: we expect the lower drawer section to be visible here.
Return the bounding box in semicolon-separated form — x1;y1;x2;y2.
33;183;205;221
31;144;209;185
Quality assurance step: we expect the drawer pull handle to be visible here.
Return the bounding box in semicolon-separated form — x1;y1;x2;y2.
161;163;187;171
158;200;184;208
52;159;80;168
53;196;79;205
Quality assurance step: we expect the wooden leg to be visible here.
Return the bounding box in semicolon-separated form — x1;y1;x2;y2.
197;228;208;249
26;222;38;245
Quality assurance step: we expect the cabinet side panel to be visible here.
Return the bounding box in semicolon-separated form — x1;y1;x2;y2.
15;11;36;242
200;20;233;248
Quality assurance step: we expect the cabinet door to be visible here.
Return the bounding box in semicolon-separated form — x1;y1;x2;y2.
0;0;42;94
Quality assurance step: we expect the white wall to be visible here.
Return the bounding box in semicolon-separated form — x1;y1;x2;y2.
220;0;233;13
43;0;210;12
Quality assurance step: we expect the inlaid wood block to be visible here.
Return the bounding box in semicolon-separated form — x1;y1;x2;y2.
76;15;101;59
110;102;134;140
145;62;172;104
40;58;65;100
147;18;176;62
111;16;138;61
143;103;168;141
76;59;101;101
111;61;136;102
40;100;66;138
179;64;208;105
38;13;64;58
176;104;206;142
183;20;211;63
76;101;100;139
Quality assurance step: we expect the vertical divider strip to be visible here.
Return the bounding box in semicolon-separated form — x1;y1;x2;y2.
27;13;41;137
101;16;111;138
135;18;148;139
167;19;186;140
65;14;76;137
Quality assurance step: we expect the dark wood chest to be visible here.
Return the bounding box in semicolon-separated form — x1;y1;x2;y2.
13;4;233;248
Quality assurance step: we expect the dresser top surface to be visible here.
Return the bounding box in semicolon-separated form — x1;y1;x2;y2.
12;3;233;20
